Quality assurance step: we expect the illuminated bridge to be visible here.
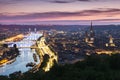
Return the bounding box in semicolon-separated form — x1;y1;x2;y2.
1;32;43;49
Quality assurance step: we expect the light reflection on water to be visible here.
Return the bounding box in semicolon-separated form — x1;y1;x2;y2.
0;33;42;75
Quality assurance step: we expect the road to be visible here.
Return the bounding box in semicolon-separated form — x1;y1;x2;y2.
0;34;24;44
37;37;58;72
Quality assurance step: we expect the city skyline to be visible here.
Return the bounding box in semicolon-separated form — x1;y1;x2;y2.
0;0;120;25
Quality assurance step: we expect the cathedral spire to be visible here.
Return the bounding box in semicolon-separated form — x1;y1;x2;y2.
90;21;95;37
84;22;95;46
90;21;93;31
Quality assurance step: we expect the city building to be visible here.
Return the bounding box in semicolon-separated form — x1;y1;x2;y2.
85;22;95;46
106;35;116;47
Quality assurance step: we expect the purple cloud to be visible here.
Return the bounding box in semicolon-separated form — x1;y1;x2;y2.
42;0;75;3
0;0;115;6
0;8;120;21
44;0;109;3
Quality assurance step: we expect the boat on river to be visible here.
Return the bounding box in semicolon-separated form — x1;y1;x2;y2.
33;53;37;62
26;62;36;67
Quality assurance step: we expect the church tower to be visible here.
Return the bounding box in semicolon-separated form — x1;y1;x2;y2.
89;21;95;45
90;21;95;42
106;35;115;47
84;21;95;47
34;28;37;33
109;35;113;44
29;28;31;33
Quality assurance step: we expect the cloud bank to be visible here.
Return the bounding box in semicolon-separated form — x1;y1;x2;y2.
0;8;120;20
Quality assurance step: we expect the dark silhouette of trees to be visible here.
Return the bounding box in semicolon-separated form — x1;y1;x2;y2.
1;54;120;80
40;54;50;69
3;44;8;48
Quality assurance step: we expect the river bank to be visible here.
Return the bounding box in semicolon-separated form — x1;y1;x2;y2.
0;58;16;67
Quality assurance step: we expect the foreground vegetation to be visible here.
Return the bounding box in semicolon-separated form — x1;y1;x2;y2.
1;53;120;80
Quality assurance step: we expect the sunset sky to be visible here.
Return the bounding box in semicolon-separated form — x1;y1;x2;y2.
0;0;120;25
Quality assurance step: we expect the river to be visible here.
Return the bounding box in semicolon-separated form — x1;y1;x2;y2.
0;32;42;75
